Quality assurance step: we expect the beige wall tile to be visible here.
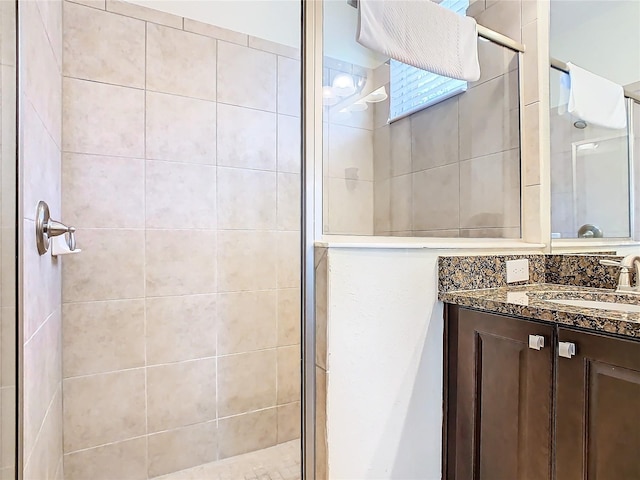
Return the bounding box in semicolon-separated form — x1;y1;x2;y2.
328;104;374;131
146;229;217;296
217;167;276;230
62;299;144;377
277;231;300;289
459;74;519;160
66;0;105;9
63;77;144;157
106;0;182;28
476;0;522;43
390;174;412;232
34;0;63;67
22;98;61;223
412;165;460;231
327;123;373;181
373;125;391;182
249;36;300;60
217;104;276;170
218;408;277;459
217;41;276;111
277;173;300;231
146;294;216;365
146;23;216;100
523;102;540;186
147;358;216;432
522;20;539;106
522;0;537;24
374;178;391;234
1;386;16;469
23;0;61;146
0;0;17;66
278;288;300;347
277;114;301;174
472;37;518;88
23;311;61;463
63;2;145;87
147;421;217;478
277;345;300;405
277;56;301;117
63;437;146;480
217;350;276;417
315;367;327;480
460;227;520;238
183;18;247;45
217;231;277;292
523;184;542;242
326;178;374;235
218;290;277;355
411;97;459;171
23;388;63;480
62;153;144;228
146;160;216;229
414;229;461;238
62;228;145;302
315;249;328;370
23;220;61;341
459;149;521;229
389;119;412;176
145;91;216;164
63;369;145;452
277;402;301;444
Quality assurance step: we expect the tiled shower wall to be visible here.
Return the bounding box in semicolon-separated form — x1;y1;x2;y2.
60;1;300;478
20;0;64;479
373;39;521;238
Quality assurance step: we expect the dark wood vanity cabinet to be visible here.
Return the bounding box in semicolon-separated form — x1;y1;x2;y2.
445;306;554;480
556;328;640;480
445;306;640;480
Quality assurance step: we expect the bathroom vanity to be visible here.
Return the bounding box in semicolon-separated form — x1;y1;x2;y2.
439;256;640;480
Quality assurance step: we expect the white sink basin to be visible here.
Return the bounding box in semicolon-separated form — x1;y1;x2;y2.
546;299;640;313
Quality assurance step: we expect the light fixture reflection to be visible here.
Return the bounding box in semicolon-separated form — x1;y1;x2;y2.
322;86;339;106
332;73;356;97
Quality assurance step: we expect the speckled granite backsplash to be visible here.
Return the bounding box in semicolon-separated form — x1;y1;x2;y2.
438;253;625;292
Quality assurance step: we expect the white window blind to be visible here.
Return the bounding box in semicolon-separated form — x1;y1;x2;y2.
389;0;470;122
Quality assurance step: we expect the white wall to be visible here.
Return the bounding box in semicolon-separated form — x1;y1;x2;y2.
325;248;444;479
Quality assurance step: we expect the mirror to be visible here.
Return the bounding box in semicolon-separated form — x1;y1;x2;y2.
321;0;523;238
549;0;640;242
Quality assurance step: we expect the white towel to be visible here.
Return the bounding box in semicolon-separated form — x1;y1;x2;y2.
356;0;480;82
567;62;627;130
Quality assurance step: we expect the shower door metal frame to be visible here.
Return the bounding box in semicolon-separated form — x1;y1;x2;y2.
301;0;322;479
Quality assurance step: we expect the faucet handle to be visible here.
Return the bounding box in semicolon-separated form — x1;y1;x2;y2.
600;259;623;268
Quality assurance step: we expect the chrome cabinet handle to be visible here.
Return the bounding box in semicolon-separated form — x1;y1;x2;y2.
558;341;576;359
36;201;77;255
528;334;545;350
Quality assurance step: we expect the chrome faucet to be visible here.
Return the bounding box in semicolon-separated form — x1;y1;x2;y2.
600;254;640;293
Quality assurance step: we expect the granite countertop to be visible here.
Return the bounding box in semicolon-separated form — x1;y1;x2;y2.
440;284;640;338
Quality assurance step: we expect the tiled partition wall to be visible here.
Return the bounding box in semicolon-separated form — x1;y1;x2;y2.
0;1;17;477
20;0;65;479
60;1;301;478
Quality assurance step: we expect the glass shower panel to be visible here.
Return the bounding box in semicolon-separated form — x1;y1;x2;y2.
58;1;301;478
0;1;17;478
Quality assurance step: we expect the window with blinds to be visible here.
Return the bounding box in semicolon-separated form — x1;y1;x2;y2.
389;0;470;122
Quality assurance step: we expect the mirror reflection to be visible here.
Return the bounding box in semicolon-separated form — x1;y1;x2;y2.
549;0;640;241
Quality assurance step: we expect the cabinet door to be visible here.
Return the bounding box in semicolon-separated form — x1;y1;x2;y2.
445;307;554;480
556;328;640;480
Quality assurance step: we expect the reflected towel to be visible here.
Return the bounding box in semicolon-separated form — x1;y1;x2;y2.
356;0;480;82
567;63;627;129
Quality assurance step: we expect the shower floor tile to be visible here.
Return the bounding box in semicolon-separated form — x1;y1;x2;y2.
152;440;301;480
